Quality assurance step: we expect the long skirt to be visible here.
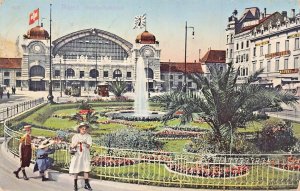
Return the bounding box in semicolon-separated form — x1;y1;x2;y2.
21;145;32;167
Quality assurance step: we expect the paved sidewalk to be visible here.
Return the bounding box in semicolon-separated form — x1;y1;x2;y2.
0;142;297;191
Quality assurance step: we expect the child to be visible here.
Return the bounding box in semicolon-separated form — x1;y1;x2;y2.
33;139;55;181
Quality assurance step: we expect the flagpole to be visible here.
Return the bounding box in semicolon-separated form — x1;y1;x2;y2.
47;3;54;104
38;8;40;26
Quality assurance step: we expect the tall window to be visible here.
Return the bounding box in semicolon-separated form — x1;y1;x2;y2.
230;34;233;43
103;71;109;77
241;42;244;49
127;72;131;78
65;68;75;78
54;70;60;76
267;60;270;72
226;49;228;58
227;35;229;44
4;79;9;86
89;69;99;78
276;42;280;52
16;72;21;77
294;57;299;69
80;71;84;78
4;72;9;76
260;61;263;69
253;62;256;72
275;60;279;71
284;59;288;69
230;49;233;58
260;46;263;56
113;69;122;79
253;47;256;56
236;43;239;50
246;40;249;48
268;44;271;54
285;40;289;51
295;38;299;50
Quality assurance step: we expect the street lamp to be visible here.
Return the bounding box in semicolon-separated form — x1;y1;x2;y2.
184;21;194;92
47;3;54;103
147;56;150;98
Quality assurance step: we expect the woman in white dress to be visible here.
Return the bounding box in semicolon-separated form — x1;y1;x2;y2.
69;122;92;191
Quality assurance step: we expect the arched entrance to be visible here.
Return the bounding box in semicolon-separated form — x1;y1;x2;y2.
29;66;45;91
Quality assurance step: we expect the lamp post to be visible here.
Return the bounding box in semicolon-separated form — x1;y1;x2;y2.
59;58;62;97
184;21;194;92
147;56;150;98
47;3;54;103
95;41;98;93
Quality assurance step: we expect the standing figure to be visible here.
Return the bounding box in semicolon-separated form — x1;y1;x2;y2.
69;122;93;191
7;91;10;99
33;139;55;181
13;125;32;180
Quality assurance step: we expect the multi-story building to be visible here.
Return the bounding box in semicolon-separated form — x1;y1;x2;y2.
226;7;300;93
0;58;22;87
160;61;203;91
201;49;226;79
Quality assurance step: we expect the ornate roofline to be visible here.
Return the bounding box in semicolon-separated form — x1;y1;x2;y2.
52;28;133;56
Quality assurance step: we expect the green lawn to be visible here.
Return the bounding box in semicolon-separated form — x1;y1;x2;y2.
162;139;191;153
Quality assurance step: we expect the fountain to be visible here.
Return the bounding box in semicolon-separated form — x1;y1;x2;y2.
107;57;164;121
133;56;149;116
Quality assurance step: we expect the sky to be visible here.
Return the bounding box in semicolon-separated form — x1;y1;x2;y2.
0;0;299;61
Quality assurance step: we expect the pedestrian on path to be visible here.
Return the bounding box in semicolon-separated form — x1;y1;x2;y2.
13;125;32;180
7;91;10;99
69;122;93;191
33;139;55;181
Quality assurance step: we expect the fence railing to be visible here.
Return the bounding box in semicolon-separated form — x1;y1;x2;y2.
0;98;44;121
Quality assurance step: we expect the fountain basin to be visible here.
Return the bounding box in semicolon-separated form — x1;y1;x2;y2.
107;110;165;121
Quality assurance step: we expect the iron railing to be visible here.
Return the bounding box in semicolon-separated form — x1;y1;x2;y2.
0;98;44;121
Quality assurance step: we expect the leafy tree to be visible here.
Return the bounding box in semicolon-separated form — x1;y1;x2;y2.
109;80;128;97
257;118;296;152
150;64;298;152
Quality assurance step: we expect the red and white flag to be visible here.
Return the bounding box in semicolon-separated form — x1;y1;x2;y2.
29;8;39;25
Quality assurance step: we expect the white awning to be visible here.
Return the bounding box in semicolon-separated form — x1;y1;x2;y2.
30;76;44;81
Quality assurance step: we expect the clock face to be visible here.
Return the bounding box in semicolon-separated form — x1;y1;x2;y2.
143;48;153;57
33;45;41;53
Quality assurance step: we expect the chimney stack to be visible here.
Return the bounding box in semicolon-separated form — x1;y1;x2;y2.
282;11;287;18
292;9;295;18
264;8;267;17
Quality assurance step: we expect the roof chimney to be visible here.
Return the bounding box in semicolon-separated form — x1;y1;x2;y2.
292;9;295;18
282;11;287;18
264;8;267;17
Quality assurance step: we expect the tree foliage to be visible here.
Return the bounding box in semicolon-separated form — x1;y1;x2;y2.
109;80;128;97
150;64;298;151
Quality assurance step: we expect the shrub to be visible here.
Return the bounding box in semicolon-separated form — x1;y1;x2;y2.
257;118;297;152
100;128;163;151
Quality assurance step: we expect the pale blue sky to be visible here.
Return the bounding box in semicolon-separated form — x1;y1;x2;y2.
0;0;299;61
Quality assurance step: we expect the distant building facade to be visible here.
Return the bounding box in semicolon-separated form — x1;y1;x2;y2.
226;7;300;93
1;26;205;92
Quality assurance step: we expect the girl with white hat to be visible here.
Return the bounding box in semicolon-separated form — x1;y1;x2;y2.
69;122;93;191
33;139;55;181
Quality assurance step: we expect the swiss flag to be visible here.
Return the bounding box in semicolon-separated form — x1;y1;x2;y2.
29;8;39;25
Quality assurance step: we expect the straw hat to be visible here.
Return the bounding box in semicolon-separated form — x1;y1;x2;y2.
38;139;55;149
77;122;90;132
23;125;32;131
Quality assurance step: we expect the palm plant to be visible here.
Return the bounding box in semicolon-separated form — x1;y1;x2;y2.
150;63;298;148
109;80;128;97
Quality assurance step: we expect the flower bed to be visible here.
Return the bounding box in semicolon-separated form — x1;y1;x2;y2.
91;156;136;167
156;129;203;139
166;163;249;178
271;156;300;171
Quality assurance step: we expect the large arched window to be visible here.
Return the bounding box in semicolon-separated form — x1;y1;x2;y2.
113;69;122;79
30;66;45;77
145;68;153;79
65;68;75;78
89;69;99;78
